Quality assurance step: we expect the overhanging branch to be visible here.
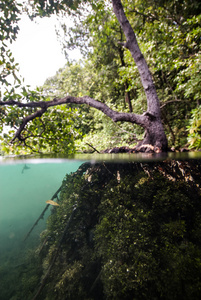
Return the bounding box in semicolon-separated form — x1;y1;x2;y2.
1;95;147;142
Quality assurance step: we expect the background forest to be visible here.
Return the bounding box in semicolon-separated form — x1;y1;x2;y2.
0;0;201;154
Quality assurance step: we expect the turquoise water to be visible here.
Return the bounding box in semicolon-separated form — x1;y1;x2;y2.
0;160;82;283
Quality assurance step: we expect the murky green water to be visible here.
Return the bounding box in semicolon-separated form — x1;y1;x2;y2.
0;153;201;300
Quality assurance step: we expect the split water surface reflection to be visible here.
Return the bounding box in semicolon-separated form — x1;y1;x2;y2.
0;153;201;300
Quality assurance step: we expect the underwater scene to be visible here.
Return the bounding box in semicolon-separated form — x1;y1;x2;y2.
0;155;201;300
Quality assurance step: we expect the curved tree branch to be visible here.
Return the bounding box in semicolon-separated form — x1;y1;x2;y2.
1;95;147;142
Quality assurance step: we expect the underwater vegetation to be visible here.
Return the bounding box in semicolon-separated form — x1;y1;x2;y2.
1;160;201;299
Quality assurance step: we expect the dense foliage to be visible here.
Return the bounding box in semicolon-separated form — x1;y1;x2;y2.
2;160;200;299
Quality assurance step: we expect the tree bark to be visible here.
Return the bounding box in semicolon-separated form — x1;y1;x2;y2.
112;0;168;151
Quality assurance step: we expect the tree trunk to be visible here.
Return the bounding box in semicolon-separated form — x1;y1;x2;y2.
112;0;168;151
137;116;168;151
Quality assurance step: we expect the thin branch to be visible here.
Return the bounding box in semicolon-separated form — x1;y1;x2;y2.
19;118;46;142
129;8;158;22
160;99;183;109
11;107;47;142
86;143;100;153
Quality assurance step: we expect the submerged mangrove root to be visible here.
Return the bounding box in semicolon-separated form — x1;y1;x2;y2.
32;207;77;300
23;186;61;242
32;163;93;299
